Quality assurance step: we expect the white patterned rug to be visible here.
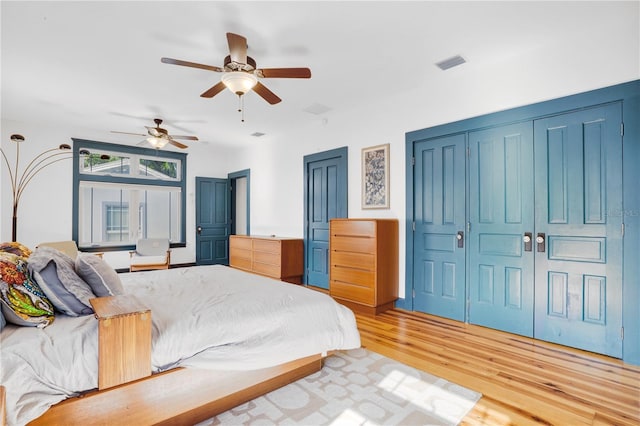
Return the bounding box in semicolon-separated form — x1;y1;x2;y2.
197;348;481;426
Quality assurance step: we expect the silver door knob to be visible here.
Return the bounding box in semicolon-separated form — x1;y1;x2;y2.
523;235;531;243
536;235;545;244
456;233;463;240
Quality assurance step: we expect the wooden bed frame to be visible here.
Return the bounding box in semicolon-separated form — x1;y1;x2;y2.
0;294;325;426
27;354;322;425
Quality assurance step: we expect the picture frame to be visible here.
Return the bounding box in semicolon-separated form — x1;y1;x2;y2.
361;143;390;209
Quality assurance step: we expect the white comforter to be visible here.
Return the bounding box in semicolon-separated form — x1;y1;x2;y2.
0;265;361;425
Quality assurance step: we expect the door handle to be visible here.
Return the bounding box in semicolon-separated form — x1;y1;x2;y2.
536;233;546;252
197;226;202;235
524;232;533;252
456;231;464;248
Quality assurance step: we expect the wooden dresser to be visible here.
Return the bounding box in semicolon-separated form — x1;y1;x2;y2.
229;235;304;284
329;219;398;314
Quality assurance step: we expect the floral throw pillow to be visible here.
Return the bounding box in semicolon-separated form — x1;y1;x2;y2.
0;241;32;258
0;252;54;327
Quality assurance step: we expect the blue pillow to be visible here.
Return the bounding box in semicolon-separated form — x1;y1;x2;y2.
76;254;124;297
28;247;95;317
0;306;6;331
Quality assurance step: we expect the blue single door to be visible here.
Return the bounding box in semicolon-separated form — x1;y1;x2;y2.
413;134;466;321
468;122;535;336
304;148;348;289
533;104;623;357
195;177;230;265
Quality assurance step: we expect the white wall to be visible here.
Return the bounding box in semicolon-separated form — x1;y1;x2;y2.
2;11;638;296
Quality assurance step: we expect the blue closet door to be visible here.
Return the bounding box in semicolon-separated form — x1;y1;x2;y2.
468;122;535;336
413;134;466;321
533;103;623;357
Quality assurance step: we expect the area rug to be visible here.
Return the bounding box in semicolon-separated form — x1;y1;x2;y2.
196;348;481;426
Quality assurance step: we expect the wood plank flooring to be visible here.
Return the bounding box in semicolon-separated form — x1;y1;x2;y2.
354;309;640;426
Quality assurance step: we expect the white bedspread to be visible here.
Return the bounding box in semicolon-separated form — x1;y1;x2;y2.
0;265;361;425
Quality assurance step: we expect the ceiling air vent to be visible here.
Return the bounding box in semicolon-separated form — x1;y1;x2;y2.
251;132;266;137
436;55;466;71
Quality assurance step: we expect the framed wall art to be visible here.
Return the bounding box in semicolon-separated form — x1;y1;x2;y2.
361;143;390;209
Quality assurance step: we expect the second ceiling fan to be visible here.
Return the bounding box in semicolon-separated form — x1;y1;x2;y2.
161;32;311;106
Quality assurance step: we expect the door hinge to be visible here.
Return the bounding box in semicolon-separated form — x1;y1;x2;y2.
412;289;416;298
622;223;625;237
467;222;471;233
412;221;416;232
412;156;415;166
466;146;470;157
621;327;624;340
621;122;624;137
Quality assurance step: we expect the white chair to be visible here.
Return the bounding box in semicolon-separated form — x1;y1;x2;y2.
129;238;171;272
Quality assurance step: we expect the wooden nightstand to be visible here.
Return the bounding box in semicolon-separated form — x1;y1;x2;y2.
89;295;152;390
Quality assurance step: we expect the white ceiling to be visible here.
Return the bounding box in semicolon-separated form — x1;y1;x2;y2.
2;1;639;150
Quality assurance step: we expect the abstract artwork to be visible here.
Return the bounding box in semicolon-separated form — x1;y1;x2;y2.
362;143;390;209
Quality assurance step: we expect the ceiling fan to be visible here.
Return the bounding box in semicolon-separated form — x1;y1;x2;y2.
161;32;311;106
112;118;198;149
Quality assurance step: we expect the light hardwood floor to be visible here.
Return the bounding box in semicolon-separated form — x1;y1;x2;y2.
354;309;640;426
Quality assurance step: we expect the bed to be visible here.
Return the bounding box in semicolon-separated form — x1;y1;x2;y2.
0;263;361;425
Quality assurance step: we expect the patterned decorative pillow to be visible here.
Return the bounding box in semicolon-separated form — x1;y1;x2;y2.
28;247;95;317
76;254;124;297
0;241;32;258
0;252;54;327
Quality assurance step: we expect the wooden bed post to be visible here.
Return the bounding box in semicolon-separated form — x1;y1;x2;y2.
89;295;152;389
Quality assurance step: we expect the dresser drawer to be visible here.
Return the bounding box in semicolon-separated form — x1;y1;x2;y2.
231;247;251;260
252;262;280;278
252;239;281;254
330;235;375;254
331;220;375;237
331;266;375;288
229;255;251;271
230;236;252;250
330;280;375;305
253;250;280;266
331;251;375;271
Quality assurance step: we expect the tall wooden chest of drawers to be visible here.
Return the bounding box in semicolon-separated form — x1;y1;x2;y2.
329;219;398;314
229;235;304;284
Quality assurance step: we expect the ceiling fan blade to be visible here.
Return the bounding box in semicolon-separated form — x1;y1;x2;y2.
253;82;282;105
200;81;227;98
111;131;147;137
258;68;312;78
227;32;248;64
168;139;188;149
170;135;199;141
161;57;224;73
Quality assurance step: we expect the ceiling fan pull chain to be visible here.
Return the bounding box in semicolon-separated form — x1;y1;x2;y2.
238;94;246;122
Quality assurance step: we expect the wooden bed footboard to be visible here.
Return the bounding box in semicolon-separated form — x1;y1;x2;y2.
29;354;322;425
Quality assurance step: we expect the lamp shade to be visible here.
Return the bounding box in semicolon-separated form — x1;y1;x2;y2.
221;71;258;95
147;137;169;149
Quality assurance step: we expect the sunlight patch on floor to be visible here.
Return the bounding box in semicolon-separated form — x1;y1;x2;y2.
328;408;380;426
378;368;477;424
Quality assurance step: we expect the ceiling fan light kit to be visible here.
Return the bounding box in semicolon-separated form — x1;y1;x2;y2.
146;136;169;149
221;71;258;96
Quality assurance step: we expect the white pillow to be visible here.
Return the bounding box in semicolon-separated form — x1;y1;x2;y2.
75;255;124;297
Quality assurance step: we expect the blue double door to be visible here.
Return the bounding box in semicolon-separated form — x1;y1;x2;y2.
412;103;623;357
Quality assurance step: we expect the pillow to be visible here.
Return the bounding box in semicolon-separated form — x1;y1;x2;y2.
27;246;95;317
0;252;54;327
0;241;32;258
76;254;124;297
